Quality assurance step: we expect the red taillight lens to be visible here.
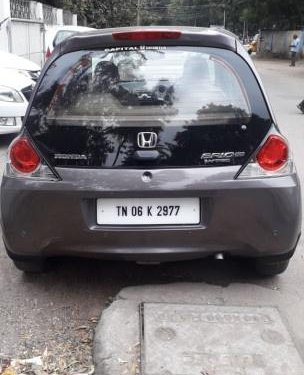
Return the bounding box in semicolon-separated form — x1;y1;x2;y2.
112;30;181;41
256;135;288;171
10;137;41;174
45;46;52;59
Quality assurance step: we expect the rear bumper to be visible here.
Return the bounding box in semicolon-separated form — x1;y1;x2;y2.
1;167;302;261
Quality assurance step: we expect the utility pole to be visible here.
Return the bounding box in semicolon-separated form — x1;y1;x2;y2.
223;8;226;28
242;20;246;42
137;0;141;26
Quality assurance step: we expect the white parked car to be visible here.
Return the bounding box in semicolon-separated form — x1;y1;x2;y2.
0;50;41;81
0;68;34;135
45;25;95;59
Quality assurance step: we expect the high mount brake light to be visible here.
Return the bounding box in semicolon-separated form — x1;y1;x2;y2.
256;135;288;171
10;137;41;174
112;30;181;41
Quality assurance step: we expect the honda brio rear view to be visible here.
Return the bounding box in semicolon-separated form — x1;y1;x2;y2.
1;27;301;275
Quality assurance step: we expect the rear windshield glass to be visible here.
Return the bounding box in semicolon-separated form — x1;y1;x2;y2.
45;47;251;126
27;46;272;169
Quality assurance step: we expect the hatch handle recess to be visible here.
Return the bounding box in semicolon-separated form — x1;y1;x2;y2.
134;150;160;160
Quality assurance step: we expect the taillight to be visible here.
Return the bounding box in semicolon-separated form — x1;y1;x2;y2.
45;46;52;59
10;137;41;174
112;30;181;41
238;133;293;179
256;135;288;171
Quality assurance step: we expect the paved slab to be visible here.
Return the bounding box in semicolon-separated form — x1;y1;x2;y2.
142;303;304;375
93;282;304;375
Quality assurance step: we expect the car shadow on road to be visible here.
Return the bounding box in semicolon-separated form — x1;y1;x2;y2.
21;255;273;291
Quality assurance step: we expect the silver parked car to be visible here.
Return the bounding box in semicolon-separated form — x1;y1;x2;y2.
1;27;301;275
0;68;35;135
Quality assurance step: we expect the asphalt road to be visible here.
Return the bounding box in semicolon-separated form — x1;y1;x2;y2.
0;58;304;371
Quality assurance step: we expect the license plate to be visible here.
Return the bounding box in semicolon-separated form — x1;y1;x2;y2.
97;197;200;225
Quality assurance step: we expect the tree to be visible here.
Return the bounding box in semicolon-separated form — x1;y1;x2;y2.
39;0;304;33
84;0;138;28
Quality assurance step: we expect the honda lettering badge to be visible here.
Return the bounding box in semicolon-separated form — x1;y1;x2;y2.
137;132;157;149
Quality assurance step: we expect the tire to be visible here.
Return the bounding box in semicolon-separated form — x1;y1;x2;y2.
13;258;46;273
254;259;289;277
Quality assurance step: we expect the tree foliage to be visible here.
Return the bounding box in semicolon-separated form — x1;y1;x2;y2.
39;0;304;34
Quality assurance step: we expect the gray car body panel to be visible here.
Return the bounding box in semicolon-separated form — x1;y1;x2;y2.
1;166;301;261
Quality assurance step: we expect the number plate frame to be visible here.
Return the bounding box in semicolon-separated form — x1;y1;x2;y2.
96;197;200;225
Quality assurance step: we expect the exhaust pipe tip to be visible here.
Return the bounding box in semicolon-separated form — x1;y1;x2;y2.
215;253;225;260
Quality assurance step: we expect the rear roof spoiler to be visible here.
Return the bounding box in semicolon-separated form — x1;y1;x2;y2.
58;26;237;56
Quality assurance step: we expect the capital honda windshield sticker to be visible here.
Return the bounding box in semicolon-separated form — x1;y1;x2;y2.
104;46;167;52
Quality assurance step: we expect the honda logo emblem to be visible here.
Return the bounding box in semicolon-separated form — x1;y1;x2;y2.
137;132;157;149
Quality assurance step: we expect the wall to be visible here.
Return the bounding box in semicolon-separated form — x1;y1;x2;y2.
258;30;304;58
0;0;77;66
0;0;11;52
10;19;44;66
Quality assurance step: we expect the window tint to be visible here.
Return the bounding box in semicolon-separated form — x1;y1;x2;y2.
46;48;251;126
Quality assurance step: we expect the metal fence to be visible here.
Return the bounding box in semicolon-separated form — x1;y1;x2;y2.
42;3;57;25
63;9;73;25
10;0;39;20
10;0;77;25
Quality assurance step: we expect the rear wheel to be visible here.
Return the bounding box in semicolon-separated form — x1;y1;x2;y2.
13;258;46;273
254;259;289;276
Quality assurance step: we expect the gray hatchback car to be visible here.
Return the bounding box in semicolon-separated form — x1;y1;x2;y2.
1;27;301;275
